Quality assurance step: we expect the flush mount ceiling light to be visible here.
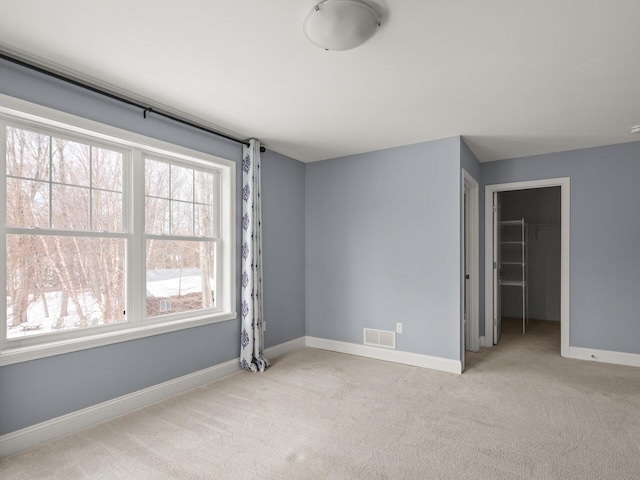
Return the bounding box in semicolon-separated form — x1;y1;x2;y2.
304;0;381;51
631;125;640;134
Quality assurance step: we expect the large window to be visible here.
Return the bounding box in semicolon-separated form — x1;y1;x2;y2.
0;96;236;365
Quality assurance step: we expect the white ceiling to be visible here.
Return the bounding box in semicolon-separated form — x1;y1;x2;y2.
0;0;639;162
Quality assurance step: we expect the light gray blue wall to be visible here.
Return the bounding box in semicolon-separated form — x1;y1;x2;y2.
479;142;640;354
460;138;481;181
262;151;306;346
0;59;306;436
305;137;462;360
2;54;637;439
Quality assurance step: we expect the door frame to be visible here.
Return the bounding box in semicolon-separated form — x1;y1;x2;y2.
484;177;570;357
492;191;502;343
461;169;479;361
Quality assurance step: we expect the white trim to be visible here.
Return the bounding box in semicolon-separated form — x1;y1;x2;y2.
567;346;640;368
461;170;480;356
560;181;570;358
0;93;237;365
305;336;462;374
0;360;239;459
0;94;237;171
0;119;6;348
0;336;306;458
484;177;570;357
265;336;307;359
0;312;237;367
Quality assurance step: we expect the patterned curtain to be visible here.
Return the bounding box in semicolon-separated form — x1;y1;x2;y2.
240;139;269;372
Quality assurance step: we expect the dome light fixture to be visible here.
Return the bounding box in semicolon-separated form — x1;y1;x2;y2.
631;125;640;134
303;0;381;51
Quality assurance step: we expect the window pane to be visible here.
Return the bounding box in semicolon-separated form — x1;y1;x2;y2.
92;190;122;232
6;178;49;228
145;159;169;198
194;170;214;205
170;164;193;202
171;200;193;236
52;138;90;186
146;240;215;317
52;184;89;230
145;197;170;234
92;147;122;192
6;235;126;339
6;127;50;180
195;204;214;237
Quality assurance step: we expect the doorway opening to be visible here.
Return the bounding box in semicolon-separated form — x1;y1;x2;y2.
497;187;561;342
484;178;570;357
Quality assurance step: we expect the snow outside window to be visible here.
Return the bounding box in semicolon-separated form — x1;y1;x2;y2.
144;157;219;319
0;98;236;366
5;126;127;339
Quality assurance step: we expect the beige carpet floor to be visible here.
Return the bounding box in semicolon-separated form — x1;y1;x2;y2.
2;319;640;479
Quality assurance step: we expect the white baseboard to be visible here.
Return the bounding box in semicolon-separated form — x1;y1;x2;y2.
567;346;640;368
0;336;306;459
265;336;307;359
305;336;462;375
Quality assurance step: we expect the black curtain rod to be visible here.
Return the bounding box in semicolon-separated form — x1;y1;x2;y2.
0;52;265;152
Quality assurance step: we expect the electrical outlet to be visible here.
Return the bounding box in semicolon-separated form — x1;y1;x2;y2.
396;322;403;334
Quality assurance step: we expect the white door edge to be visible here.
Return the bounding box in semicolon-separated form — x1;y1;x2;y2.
461;169;480;368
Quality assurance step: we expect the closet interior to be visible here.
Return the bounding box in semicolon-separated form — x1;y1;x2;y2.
499;187;561;332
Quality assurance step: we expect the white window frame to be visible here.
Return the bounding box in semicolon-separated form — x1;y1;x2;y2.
0;94;236;366
141;152;224;323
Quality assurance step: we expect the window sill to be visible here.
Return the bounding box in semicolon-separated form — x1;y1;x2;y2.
0;312;237;367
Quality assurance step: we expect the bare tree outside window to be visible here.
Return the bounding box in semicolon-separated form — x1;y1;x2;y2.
1;104;233;360
5;126;125;338
144;158;217;318
4;119;225;347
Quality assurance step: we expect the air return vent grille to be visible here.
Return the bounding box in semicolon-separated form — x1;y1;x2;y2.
363;328;396;349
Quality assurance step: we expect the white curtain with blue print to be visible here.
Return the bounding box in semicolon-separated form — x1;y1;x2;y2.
240;139;269;372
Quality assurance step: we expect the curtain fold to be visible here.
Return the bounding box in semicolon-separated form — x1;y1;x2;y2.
240;139;269;372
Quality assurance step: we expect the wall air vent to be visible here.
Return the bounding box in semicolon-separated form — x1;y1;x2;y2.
363;328;396;349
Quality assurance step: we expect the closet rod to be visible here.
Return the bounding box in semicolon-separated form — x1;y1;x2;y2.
0;52;266;152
